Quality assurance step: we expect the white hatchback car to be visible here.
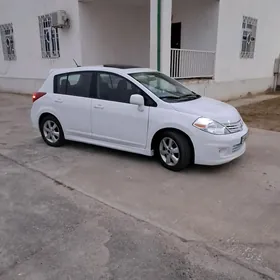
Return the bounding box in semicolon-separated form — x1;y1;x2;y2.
31;65;248;171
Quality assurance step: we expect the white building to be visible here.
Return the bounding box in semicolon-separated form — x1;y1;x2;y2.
0;0;279;100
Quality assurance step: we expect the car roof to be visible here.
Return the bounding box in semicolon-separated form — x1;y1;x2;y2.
49;65;156;76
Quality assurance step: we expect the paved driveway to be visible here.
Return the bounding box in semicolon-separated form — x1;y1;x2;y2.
1;93;280;278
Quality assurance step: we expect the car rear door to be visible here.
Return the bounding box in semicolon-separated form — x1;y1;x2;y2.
90;72;151;149
52;71;93;139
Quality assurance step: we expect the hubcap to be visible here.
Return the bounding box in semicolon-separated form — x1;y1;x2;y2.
43;120;60;143
159;137;180;166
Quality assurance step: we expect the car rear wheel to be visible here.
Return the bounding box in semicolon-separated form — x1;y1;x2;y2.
157;131;191;171
40;115;65;147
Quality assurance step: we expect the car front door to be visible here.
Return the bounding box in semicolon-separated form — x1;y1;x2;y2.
91;72;151;149
52;71;93;139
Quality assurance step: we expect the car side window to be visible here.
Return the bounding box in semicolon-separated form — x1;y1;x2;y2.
96;72;156;106
55;74;67;94
97;72;139;104
54;72;93;98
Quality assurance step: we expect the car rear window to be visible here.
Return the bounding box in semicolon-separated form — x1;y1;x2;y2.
54;72;93;98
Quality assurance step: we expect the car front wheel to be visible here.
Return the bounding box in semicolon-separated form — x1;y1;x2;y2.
40;115;65;147
158;131;191;171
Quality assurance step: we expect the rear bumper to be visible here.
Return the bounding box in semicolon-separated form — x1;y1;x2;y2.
193;125;249;166
30;107;39;130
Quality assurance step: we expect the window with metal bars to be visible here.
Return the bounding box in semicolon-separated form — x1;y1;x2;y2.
38;14;60;59
241;16;257;59
0;23;16;61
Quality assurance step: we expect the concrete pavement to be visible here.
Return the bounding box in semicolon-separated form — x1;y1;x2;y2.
0;92;280;279
3;154;261;280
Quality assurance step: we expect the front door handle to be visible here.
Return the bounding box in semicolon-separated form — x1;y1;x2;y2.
94;104;104;109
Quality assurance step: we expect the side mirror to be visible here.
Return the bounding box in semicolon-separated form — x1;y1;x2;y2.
130;94;145;111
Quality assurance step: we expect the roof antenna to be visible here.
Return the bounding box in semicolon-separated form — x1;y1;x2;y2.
73;59;81;67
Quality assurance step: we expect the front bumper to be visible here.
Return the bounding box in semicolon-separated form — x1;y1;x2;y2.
193;124;249;166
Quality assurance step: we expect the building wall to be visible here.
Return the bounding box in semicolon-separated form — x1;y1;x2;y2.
172;0;219;51
214;0;280;92
1;0;279;99
79;0;150;67
0;0;81;93
182;78;273;101
180;0;280;100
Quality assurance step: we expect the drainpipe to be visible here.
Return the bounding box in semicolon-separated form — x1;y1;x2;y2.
157;0;161;71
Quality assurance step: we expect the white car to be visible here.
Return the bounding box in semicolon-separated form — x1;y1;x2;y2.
31;65;248;171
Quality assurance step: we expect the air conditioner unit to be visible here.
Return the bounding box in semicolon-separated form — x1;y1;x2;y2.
51;10;70;28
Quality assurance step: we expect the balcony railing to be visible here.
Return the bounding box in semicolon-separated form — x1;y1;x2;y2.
170;48;216;79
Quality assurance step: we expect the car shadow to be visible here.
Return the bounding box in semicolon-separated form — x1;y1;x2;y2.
62;140;242;174
65;140;153;163
192;160;241;174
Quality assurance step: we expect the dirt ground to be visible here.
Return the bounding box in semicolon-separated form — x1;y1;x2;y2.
238;96;280;132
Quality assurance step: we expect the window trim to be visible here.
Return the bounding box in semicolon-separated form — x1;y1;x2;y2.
94;71;157;107
240;16;258;59
0;23;16;61
53;71;95;98
38;14;60;59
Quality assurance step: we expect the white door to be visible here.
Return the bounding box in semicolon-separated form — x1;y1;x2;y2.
52;72;93;139
91;72;150;149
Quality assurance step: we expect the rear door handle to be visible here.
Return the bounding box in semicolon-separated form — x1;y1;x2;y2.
54;98;63;103
94;104;104;109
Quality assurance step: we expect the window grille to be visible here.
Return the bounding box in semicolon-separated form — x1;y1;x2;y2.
38;14;60;59
241;16;257;59
0;23;16;61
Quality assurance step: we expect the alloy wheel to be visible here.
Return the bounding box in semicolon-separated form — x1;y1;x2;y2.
159;137;180;167
43;120;60;144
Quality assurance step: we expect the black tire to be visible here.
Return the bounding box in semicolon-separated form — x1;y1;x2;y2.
157;131;191;171
39;115;65;147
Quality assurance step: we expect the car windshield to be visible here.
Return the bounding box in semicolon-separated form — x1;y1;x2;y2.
130;72;200;102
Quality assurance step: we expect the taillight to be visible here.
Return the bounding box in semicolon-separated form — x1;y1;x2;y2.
32;92;46;103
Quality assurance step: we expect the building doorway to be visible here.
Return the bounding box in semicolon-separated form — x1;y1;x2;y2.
171;22;181;49
171;22;181;76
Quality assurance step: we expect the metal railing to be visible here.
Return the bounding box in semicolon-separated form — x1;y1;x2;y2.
170;48;216;79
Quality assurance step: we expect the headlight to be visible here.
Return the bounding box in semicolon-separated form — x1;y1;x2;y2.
193;117;229;135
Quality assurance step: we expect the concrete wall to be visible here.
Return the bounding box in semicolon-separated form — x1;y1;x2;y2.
79;0;150;67
214;0;280;94
182;78;273;101
0;0;81;93
172;0;219;51
180;0;280;100
1;0;279;99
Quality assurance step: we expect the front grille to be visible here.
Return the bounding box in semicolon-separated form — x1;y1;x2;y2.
224;120;243;133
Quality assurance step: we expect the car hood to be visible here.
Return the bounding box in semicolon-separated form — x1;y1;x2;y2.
171;97;241;123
